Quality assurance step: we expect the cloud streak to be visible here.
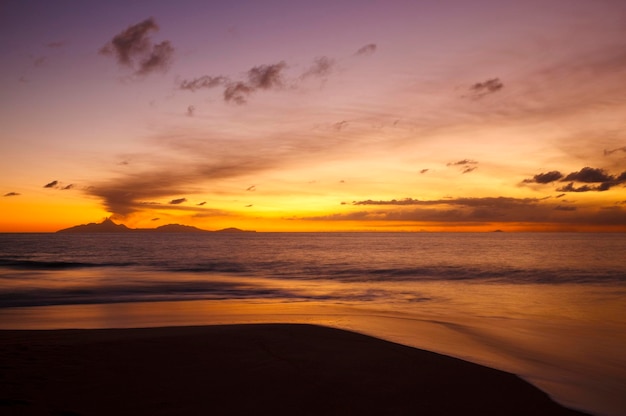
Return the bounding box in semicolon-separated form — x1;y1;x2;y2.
313;196;626;227
465;78;504;99
355;43;377;56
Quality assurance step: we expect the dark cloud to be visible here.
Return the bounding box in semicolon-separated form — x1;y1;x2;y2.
352;196;539;208
468;78;503;98
420;169;429;174
100;18;173;76
62;184;74;190
180;55;335;104
3;192;20;197
44;180;58;188
447;159;478;174
220;62;288;104
179;76;228;92
300;56;335;79
186;105;195;117
522;171;563;184
555;193;566;198
309;196;626;227
223;82;254;104
604;146;626;156
557;183;606;193
447;159;478;166
523;167;626;191
247;62;286;89
355;43;377;56
197;202;206;206
563;167;613;183
169;198;187;205
246;185;256;191
151;217;160;221
136;41;173;75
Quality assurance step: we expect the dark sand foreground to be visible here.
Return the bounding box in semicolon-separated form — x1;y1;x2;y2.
1;324;588;415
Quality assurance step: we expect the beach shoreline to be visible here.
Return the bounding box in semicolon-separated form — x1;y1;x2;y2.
0;323;589;415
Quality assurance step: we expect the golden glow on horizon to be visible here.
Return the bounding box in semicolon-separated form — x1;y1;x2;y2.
2;1;625;232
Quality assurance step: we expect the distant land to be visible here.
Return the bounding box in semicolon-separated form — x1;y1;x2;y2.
56;218;254;233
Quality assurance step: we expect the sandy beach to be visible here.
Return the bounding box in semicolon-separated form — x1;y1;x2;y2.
0;324;588;415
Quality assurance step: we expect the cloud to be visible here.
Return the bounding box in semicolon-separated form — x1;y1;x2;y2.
169;198;187;205
62;184;74;190
246;185;256;191
333;120;348;131
447;159;478;173
100;17;173;76
223;82;254;104
186;105;195;117
151;217;160;221
555;205;577;211
197;202;206;206
523;171;563;184
355;43;377;56
523;167;626;191
420;169;429;174
447;159;478;166
44;180;58;188
604;146;626;156
467;78;503;98
180;62;288;105
562;167;613;183
300;56;335;79
179;75;229;92
135;41;174;75
308;196;626;227
556;183;607;193
3;192;20;197
247;62;286;89
180;55;335;104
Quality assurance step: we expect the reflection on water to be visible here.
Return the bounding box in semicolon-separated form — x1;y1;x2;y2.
1;280;624;416
1;232;625;415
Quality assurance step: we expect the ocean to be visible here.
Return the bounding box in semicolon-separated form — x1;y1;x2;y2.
1;232;625;415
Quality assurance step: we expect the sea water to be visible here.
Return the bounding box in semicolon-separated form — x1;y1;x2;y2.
1;232;625;415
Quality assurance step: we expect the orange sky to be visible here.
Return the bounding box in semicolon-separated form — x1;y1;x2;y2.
1;0;626;232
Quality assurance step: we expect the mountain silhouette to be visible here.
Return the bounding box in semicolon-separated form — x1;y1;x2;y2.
56;219;253;233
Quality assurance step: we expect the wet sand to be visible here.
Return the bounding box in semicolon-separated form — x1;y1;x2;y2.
0;324;589;415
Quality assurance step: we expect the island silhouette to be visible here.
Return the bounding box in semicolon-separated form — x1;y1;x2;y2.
57;218;254;233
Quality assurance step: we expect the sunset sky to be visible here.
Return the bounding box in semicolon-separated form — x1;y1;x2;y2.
2;0;626;232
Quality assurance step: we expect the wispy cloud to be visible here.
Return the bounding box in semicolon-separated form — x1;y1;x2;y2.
300;56;335;79
466;78;503;99
3;192;20;197
310;196;626;226
169;198;187;205
604;146;626;156
447;159;478;174
355;43;377;56
100;17;174;76
43;180;59;188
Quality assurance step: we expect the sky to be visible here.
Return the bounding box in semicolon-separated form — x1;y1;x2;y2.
1;0;626;232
